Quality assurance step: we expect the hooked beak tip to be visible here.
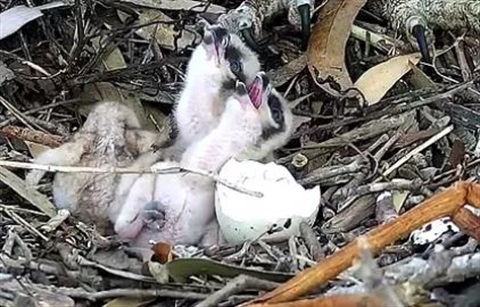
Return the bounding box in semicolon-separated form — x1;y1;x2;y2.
240;28;259;52
298;4;311;52
412;24;431;64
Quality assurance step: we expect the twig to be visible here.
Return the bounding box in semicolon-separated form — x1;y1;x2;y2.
298;222;324;262
195;275;279;307
299;160;365;186
65;288;208;301
379;125;454;179
0;160;263;197
332;178;424;201
451;207;480;242
4;209;49;242
0;125;65;147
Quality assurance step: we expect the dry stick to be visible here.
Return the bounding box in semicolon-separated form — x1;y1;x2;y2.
451;207;480;242
299;221;324;262
0;160;263;197
379;125;454;179
195;275;279;307
243;181;474;305
246;293;384;307
0;125;65;147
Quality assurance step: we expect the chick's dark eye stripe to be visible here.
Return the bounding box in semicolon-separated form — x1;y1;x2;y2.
261;95;285;140
224;43;246;82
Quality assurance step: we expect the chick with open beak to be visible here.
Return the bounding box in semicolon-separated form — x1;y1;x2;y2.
236;72;294;162
169;21;260;159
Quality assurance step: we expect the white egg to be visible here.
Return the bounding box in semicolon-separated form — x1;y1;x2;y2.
215;158;321;244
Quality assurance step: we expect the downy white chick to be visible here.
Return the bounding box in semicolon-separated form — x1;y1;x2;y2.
171;21;261;156
112;25;261;209
25;101;160;234
113;76;269;260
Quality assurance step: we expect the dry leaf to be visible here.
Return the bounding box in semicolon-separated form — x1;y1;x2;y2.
0;166;57;217
307;0;367;97
267;54;307;87
407;60;437;89
24;140;52;158
165;257;294;283
392;190;410;213
354;53;421;105
445;139;466;170
0;61;15;86
0;2;67;40
136;9;197;50
148;261;170;283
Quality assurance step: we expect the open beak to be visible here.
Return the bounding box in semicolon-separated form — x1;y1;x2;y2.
411;24;431;64
234;80;252;107
202;26;230;65
248;71;270;109
297;3;311;52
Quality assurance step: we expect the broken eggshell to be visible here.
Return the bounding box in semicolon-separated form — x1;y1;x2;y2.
215;158;321;245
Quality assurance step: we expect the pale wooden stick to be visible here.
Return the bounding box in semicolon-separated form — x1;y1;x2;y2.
0;160;263;197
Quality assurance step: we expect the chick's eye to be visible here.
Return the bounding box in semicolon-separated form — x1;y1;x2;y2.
230;60;242;74
271;108;283;123
222;35;230;48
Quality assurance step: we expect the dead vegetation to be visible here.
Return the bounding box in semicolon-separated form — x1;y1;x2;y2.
0;0;480;306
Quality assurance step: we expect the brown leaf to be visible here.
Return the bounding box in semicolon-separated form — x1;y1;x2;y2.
307;0;367;97
354;53;421;105
407;60;437;89
445;139;466;171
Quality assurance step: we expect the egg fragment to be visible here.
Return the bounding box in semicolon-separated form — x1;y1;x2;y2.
215;157;321;244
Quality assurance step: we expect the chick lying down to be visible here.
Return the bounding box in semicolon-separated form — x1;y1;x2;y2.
215;158;321;245
25;101;160;234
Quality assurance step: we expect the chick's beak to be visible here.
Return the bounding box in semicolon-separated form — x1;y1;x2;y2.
234;80;251;107
202;27;229;65
248;73;266;109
